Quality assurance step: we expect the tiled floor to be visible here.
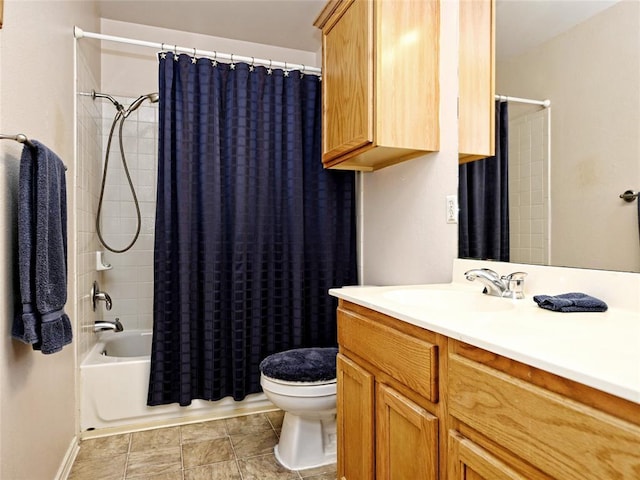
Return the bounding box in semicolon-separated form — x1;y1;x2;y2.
69;410;336;480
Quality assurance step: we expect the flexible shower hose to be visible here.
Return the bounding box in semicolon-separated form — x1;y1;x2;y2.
95;111;142;253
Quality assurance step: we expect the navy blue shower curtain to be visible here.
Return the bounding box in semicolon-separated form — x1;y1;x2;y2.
458;101;509;261
148;53;357;406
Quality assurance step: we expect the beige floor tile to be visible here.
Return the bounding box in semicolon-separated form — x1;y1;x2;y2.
238;453;299;480
131;426;181;452
183;460;242;480
266;410;285;432
231;429;278;458
70;412;330;480
77;433;131;460
68;453;127;480
127;471;184;480
126;445;182;478
182;437;234;469
298;463;337;478
225;413;272;434
300;474;336;480
181;419;227;444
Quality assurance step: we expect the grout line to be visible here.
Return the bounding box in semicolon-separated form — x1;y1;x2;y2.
226;424;245;480
122;433;132;480
178;424;186;480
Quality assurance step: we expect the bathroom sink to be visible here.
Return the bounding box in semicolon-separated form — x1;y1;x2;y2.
381;288;516;312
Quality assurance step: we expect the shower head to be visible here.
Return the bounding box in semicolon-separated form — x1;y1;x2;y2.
124;92;160;118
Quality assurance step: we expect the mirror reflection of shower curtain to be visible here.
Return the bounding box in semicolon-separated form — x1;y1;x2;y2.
458;101;509;262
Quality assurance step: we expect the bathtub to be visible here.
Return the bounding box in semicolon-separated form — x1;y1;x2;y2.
81;330;273;432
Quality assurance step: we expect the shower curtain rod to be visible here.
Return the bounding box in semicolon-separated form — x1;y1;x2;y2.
495;94;551;108
73;26;322;76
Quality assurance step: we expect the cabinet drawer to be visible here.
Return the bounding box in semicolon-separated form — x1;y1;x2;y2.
338;307;438;402
449;354;640;480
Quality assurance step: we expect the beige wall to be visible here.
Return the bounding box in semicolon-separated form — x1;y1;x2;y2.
498;0;640;272
360;0;459;285
0;1;99;479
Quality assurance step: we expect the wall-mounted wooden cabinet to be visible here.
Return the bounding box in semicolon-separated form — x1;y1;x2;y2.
459;0;495;163
314;0;440;171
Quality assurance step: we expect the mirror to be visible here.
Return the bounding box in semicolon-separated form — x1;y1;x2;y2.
463;0;640;272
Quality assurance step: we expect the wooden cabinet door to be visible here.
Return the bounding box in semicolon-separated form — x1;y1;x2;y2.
376;383;438;480
459;0;495;163
321;0;374;164
337;353;375;480
448;431;529;480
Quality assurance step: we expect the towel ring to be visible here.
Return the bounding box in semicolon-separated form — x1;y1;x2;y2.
620;190;639;202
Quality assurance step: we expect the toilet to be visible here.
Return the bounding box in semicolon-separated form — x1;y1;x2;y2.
259;347;338;470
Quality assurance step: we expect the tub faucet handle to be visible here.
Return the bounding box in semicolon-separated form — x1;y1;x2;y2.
91;280;113;311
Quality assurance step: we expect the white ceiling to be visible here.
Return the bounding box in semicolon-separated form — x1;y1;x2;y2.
495;0;620;60
97;0;327;52
97;0;621;57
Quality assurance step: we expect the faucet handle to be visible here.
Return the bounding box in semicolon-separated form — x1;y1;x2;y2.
502;272;527;299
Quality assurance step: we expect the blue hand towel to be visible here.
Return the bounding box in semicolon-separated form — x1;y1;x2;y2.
12;140;72;354
533;293;608;313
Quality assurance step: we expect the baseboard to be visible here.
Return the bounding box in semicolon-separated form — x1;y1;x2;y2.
55;435;80;480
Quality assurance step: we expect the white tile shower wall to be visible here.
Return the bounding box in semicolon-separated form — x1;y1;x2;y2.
508;108;550;265
76;47;104;360
99;97;157;331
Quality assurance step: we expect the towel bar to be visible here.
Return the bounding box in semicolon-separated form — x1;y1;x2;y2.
0;133;67;170
0;132;35;149
619;190;639;202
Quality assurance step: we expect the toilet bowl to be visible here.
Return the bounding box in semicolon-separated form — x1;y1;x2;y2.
259;348;338;470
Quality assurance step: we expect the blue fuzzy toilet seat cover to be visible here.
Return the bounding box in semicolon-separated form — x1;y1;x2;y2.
259;347;338;383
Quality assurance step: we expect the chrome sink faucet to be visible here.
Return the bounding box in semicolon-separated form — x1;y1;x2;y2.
464;268;527;299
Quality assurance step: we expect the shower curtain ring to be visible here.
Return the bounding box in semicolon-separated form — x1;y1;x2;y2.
268;60;272;75
284;62;289;77
212;51;218;67
174;45;179;61
230;53;236;70
191;48;197;64
249;57;255;72
300;64;305;79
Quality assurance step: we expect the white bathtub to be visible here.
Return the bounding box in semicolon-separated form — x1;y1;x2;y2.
80;330;272;432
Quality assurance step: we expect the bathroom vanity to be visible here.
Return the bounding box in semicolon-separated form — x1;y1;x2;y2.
331;260;640;480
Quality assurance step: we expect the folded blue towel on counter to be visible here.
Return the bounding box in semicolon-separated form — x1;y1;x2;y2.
533;293;608;313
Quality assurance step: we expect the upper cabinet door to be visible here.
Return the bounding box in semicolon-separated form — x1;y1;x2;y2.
322;0;374;163
459;0;496;163
315;0;440;171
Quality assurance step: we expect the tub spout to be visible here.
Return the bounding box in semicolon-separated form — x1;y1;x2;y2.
94;318;123;333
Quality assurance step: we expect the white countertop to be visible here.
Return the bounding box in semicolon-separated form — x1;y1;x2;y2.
330;261;640;404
